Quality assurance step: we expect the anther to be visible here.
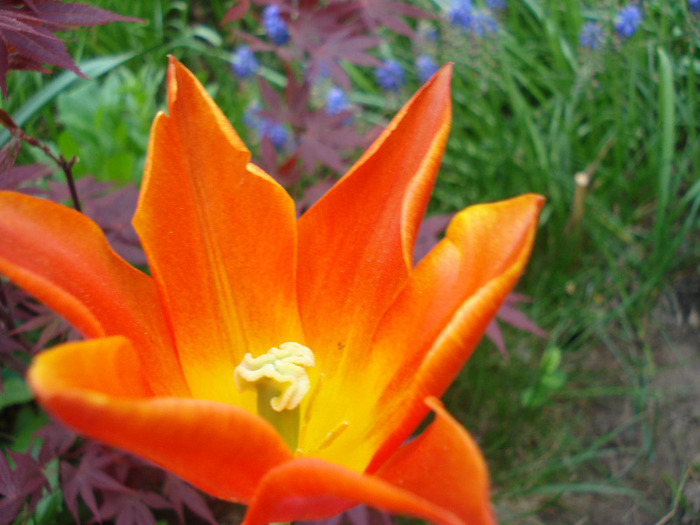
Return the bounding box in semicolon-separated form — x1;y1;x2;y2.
234;342;315;412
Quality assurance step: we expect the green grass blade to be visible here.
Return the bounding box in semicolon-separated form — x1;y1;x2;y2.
0;52;137;145
653;47;675;252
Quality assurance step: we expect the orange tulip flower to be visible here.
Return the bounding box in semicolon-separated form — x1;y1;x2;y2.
0;57;543;525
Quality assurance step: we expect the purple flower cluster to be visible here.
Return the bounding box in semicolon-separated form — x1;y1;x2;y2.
244;105;289;150
448;0;474;29
447;0;498;37
486;0;506;10
615;5;642;39
325;87;349;115
579;22;604;50
261;120;289;149
375;60;405;92
690;0;700;13
262;4;290;46
471;10;498;36
231;45;258;78
416;55;439;83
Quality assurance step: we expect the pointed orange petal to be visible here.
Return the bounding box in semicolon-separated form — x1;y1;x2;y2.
133;58;302;405
376;397;496;525
367;194;544;469
242;457;464;525
297;67;452;456
28;336;293;502
0;191;186;396
298;65;452;356
304;195;542;470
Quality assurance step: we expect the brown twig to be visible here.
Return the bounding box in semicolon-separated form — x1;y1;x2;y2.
18;131;82;212
565;136;616;235
0;108;82;212
0;279;16;333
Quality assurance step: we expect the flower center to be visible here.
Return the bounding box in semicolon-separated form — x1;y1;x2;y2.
233;342;315;451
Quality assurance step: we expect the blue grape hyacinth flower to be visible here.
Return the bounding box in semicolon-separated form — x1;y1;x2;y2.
231;45;259;78
325;87;349;115
262;120;289;150
416;55;439;83
470;10;498;36
448;0;474;29
615;5;642;39
579;22;604;50
486;0;506;10
690;0;700;13
262;4;290;46
244;105;288;151
375;60;405;92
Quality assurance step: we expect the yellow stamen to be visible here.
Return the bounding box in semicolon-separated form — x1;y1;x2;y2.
317;421;349;452
234;342;314;411
234;342;314;451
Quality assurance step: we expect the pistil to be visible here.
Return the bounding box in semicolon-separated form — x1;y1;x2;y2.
234;342;314;451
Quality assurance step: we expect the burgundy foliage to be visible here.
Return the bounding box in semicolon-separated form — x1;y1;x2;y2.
222;0;432;183
0;450;48;524
57;439;217;525
0;0;142;97
298;504;394;525
255;73;369;183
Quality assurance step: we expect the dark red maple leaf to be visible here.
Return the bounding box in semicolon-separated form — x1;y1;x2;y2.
298;504;394;525
161;473;217;525
98;490;171;525
296;109;367;173
36;422;77;464
486;293;549;358
303;27;380;90
353;0;437;37
0;1;143;97
0;163;52;190
283;0;359;47
253;74;367;181
0;136;19;174
0;450;49;524
60;445;127;522
221;0;250;24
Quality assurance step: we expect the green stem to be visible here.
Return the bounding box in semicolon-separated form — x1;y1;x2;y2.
257;380;299;452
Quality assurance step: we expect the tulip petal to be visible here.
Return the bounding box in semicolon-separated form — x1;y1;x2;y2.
246;399;496;525
297;66;452;454
304;195;542;469
242;458;463;525
133;58;302;405
298;65;451;355
28;336;293;503
0;191;186;396
376;397;496;525
368;194;544;468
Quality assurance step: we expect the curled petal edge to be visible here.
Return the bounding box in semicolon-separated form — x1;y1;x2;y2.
28;336;293;503
243;398;494;525
0;191;186;396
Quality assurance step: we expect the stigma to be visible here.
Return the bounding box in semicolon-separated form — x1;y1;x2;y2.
233;342;315;412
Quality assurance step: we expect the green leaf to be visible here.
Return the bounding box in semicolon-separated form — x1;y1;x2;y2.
33;488;64;524
10;405;49;453
0;371;33;410
0;52;138;146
